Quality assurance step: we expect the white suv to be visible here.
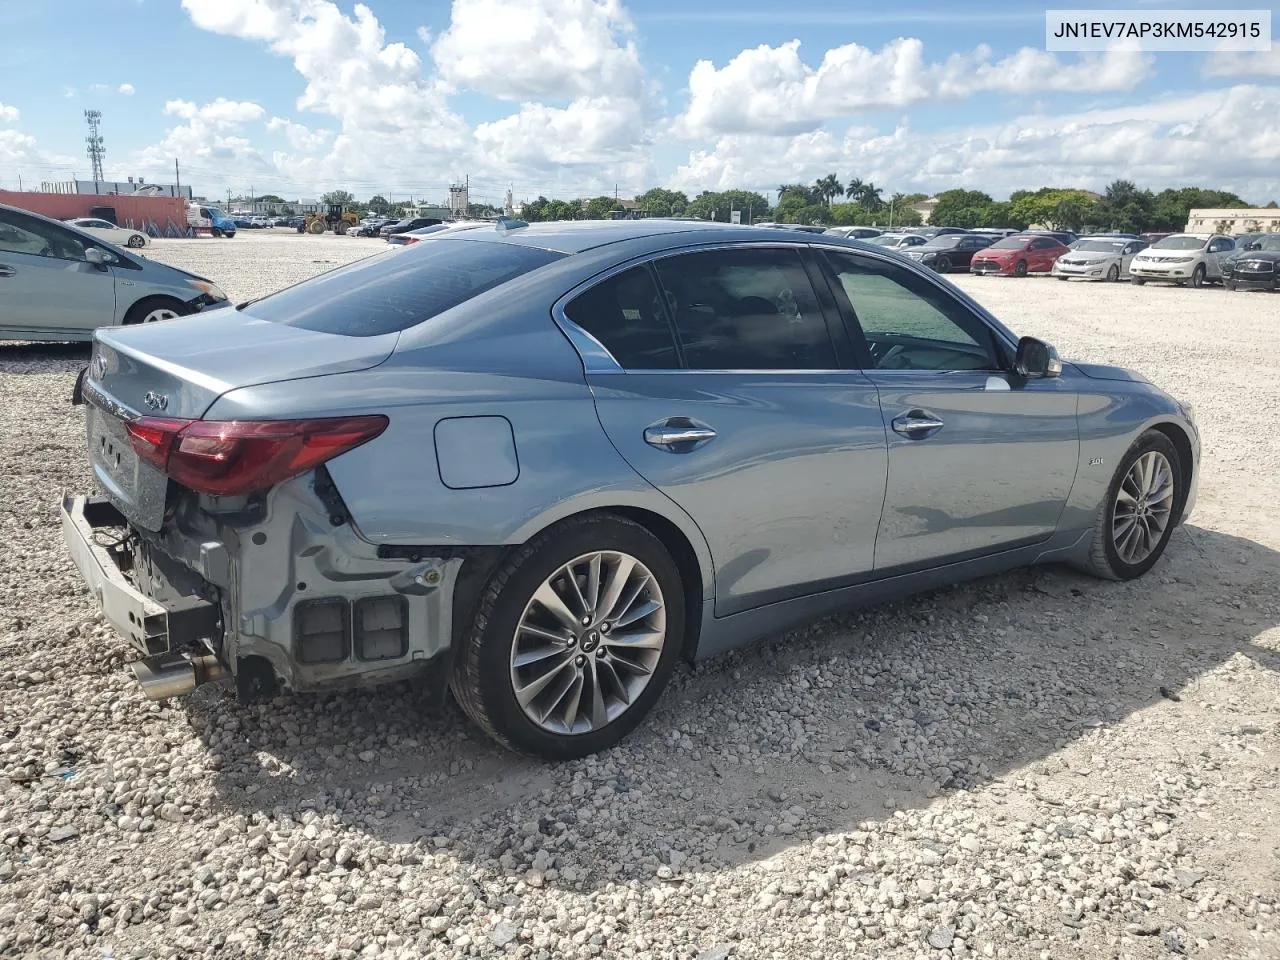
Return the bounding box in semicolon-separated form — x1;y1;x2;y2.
1128;234;1235;288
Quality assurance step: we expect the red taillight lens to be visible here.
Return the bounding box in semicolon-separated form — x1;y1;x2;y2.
126;415;388;496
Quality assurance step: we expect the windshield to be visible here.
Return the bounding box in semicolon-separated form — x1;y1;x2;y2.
205;207;226;219
1152;235;1207;251
1246;235;1280;251
1072;239;1126;253
919;236;964;250
246;239;565;336
989;237;1029;250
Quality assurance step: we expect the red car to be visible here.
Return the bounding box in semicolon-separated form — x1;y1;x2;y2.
969;234;1068;276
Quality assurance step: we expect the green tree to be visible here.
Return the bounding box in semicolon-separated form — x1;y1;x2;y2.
367;194;390;215
814;173;843;206
1008;189;1096;230
687;190;771;222
776;184;818;205
1267;200;1278;209
928;189;996;229
256;194;285;204
583;196;623;220
322;189;355;206
636;187;690;217
1150;187;1248;232
899;192;929;204
775;187;831;224
280;204;295;215
1093;180;1155;233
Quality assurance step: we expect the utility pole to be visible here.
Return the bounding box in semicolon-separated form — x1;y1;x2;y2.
84;110;105;183
174;158;180;196
16;174;21;192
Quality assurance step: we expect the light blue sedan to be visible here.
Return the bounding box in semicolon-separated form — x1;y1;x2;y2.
61;219;1199;759
0;203;229;341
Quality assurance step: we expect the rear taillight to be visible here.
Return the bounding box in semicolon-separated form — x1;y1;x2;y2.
124;415;388;496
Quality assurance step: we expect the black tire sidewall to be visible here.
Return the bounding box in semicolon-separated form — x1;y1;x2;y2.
123;297;187;326
936;257;950;273
1100;432;1183;580
1107;264;1119;281
1191;265;1205;288
467;519;685;759
1015;260;1028;277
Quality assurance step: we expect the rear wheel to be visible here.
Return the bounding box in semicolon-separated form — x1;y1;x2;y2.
451;514;684;759
1106;264;1120;282
1082;430;1182;581
123;297;187;326
1014;260;1028;277
1190;264;1206;288
126;234;146;248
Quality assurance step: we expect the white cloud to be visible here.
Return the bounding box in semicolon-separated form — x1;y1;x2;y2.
1203;48;1280;78
164;97;266;125
670;84;1280;202
676;38;1153;137
119;83;136;95
88;83;110;93
0;103;18;123
432;0;642;100
474;96;646;166
62;87;76;98
266;115;331;151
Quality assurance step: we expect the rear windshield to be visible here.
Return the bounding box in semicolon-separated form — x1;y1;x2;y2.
245;239;565;336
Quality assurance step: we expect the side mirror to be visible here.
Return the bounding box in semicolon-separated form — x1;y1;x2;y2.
84;247;112;269
1014;335;1062;379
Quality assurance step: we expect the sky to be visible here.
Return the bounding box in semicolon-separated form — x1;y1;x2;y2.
1;0;1279;208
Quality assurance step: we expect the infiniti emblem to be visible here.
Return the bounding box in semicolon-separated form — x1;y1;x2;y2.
143;391;169;411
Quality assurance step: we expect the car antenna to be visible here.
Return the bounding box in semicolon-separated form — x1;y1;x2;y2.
494;215;528;233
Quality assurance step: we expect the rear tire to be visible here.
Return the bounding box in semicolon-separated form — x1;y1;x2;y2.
451;514;685;759
127;234;146;248
1014;260;1028;277
1081;430;1182;581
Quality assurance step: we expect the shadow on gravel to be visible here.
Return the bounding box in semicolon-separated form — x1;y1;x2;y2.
0;342;90;376
183;521;1278;891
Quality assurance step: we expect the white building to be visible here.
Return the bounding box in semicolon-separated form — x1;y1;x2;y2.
1185;208;1280;234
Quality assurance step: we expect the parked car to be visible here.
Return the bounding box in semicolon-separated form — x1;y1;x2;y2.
61;220;1199;759
380;217;444;239
1128;234;1235;288
350;218;391;237
970;234;1069;276
186;203;238;238
1139;232;1173;244
865;233;928;250
966;228;1020;239
902;233;992;272
63;217;150;249
250;217;271;228
272;217;291;227
825;226;883;239
1232;232;1265;251
906;227;969;239
1051;236;1148;282
1221;233;1280;291
1024;229;1078;246
287;217;306;229
232;217;254;229
0;203;229;342
388;222;488;246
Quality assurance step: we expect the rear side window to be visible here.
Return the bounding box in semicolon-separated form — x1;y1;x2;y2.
247;239;564;337
562;266;680;369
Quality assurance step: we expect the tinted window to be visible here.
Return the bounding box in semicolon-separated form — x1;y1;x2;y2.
0;209;87;261
823;251;998;372
563;266;680;370
247;239;564;337
654;248;836;370
1029;238;1056;250
990;237;1029;250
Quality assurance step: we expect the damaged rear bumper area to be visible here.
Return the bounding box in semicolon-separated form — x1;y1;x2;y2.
61;478;462;702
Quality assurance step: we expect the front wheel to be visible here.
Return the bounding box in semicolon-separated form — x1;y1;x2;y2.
934;256;951;273
451;514;685;759
123;297;187;325
211;228;222;238
1014;259;1028;277
126;234;146;248
1082;430;1182;581
1106;264;1120;282
1190;264;1206;288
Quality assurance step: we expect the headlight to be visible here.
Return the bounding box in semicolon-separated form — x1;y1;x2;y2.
186;279;228;302
1169;257;1195;264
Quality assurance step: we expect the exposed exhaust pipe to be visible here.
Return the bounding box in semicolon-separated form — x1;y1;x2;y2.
130;653;227;701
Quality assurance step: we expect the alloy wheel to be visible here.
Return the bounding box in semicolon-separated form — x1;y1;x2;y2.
142;307;180;323
1112;451;1175;565
510;550;666;735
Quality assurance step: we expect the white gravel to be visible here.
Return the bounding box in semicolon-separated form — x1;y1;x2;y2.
1;233;1277;959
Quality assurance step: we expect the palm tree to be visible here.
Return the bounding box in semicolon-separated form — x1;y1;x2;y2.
858;181;885;212
815;173;843;207
844;177;866;202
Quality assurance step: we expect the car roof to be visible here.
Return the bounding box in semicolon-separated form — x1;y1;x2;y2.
449;218;767;254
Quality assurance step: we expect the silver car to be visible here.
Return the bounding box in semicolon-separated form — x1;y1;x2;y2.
61;220;1199;759
0;203;229;341
1052;236;1148;282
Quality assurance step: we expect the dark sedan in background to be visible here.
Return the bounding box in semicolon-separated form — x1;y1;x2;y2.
902;233;993;273
379;217;444;239
1223;234;1280;291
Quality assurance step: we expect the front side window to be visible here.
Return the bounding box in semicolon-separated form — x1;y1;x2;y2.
0;209;87;262
562;266;680;370
823;250;999;372
653;247;836;370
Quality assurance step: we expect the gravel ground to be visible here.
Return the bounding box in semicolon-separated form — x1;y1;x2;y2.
1;233;1277;960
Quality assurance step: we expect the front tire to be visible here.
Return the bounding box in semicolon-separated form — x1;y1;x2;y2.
127;234;146;248
123;297;187;326
1082;430;1182;581
1190;264;1206;288
1014;259;1028;277
935;256;951;273
1106;264;1120;282
451;514;685;759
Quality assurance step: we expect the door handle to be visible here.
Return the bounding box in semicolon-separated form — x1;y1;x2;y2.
891;410;945;438
0;264;14;278
644;418;716;452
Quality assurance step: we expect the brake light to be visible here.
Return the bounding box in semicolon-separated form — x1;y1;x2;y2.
124;415;388;496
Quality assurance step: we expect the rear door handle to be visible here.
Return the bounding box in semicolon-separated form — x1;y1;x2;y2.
891;410;945;438
0;264;15;278
644;417;716;452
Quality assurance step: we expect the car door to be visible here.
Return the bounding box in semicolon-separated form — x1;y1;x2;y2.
0;207;117;335
1206;237;1234;278
561;246;888;616
1120;241;1145;276
1027;238;1054;272
817;247;1079;571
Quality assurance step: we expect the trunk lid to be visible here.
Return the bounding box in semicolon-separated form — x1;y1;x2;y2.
85;308;398;530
